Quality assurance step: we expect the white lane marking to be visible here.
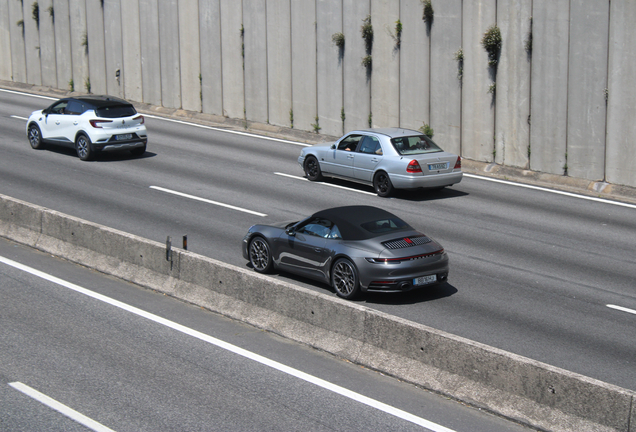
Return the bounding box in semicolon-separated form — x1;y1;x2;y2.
274;172;376;196
10;115;29;121
0;255;456;432
149;186;267;217
0;88;57;100
142;113;310;146
464;173;636;209
607;304;636;316
9;382;116;432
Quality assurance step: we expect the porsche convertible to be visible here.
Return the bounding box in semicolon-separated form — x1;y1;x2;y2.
298;128;462;197
242;206;449;299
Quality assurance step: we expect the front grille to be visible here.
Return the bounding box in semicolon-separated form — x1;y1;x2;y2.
382;235;431;250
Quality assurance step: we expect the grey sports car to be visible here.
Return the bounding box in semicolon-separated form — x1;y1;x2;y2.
298;128;462;197
242;206;449;299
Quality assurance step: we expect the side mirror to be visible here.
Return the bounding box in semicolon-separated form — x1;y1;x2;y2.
285;228;296;237
330;144;336;150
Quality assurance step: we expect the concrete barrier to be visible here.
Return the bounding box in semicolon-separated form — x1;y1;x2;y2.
0;192;634;432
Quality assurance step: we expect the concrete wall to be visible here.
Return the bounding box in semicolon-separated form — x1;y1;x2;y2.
2;0;635;189
2;192;635;432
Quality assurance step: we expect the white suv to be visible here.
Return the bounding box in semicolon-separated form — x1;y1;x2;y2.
26;95;148;161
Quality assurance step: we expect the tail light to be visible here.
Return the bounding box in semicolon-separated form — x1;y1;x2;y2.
133;115;145;124
89;119;113;128
406;160;422;173
454;156;462;169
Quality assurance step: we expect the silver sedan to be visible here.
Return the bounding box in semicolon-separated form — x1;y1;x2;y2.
298;128;462;197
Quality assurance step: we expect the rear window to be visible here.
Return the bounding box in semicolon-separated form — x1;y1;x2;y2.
391;135;442;155
360;217;411;234
96;104;137;118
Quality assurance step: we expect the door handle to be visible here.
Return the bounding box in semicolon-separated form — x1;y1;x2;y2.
73;121;78;125
55;121;60;125
314;248;323;252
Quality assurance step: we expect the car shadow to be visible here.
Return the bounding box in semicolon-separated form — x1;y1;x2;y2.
34;145;156;161
361;282;458;305
313;177;468;201
245;263;457;305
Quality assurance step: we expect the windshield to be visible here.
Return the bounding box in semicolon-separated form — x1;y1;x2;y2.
391;135;442;155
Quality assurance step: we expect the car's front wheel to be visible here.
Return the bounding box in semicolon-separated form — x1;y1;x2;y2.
331;258;360;300
28;124;44;149
373;171;394;197
249;236;274;273
304;156;323;181
75;134;94;161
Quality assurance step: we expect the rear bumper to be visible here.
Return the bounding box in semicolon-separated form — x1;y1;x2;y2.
390;171;463;189
357;252;450;292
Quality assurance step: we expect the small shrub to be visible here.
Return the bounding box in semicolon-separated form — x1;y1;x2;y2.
31;2;39;28
68;78;74;92
311;116;321;133
84;77;91;93
421;0;434;22
361;15;373;52
482;25;502;67
419;123;434;138
361;55;372;68
332;32;345;48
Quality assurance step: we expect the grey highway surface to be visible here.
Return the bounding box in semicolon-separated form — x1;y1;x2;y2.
1;88;635;394
0;238;533;431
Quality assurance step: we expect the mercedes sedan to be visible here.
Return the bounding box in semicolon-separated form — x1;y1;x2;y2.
298;128;462;197
242;206;449;299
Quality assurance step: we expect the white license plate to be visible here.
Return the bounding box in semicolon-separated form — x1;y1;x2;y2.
413;275;437;286
116;134;132;140
428;163;448;170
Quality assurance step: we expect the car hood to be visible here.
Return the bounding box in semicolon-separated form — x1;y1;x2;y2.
301;142;336;153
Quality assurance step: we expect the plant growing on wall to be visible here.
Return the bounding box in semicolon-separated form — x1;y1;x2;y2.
81;32;88;54
311;116;321;133
368;112;372;128
393;19;402;47
361;55;372;68
16;19;24;32
341;107;345;123
68;78;74;92
454;48;463;82
361;15;373;52
84;77;91;93
524;17;532;54
31;2;39;29
482;25;502;67
47;5;54;22
488;83;496;95
332;32;345;48
289;109;294;128
421;0;433;22
419;123;434;138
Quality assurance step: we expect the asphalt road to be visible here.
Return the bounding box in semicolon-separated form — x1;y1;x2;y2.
0;238;533;432
1;88;635;393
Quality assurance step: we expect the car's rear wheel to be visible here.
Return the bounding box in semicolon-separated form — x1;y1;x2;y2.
373;171;394;197
249;236;273;273
331;258;360;300
304;156;323;181
130;145;146;157
28;124;44;149
75;134;94;161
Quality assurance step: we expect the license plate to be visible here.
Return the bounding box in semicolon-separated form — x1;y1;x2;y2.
116;134;132;140
428;163;448;170
413;275;437;286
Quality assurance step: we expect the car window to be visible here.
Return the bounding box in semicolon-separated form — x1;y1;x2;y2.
391;135;442;155
297;217;335;238
359;136;382;155
65;100;86;115
96;104;137;118
48;101;68;115
360;217;411;234
337;135;363;151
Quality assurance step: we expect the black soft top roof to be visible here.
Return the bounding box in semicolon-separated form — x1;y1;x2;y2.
311;205;409;240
